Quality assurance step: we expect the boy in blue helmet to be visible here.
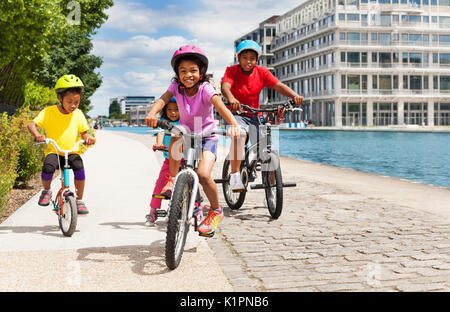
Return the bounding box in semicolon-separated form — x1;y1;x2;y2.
221;40;304;191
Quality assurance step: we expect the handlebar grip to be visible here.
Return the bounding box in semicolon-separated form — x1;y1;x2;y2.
156;119;173;130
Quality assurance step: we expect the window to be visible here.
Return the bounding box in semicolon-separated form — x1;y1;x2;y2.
373;75;378;89
347;14;360;21
348;52;360;63
424;76;429;89
440;53;450;64
403;76;408;89
362;75;368;90
433;53;439;63
340;32;346;40
409;16;421;23
361;14;368;25
441;76;450;91
410;53;422;64
347;32;360;41
401;15;407;22
439;17;450;29
433;34;438;42
379;33;391;45
380;75;392;90
403;53;409;63
410;76;422;89
362;52;368;63
423;16;429;23
341;52;346;62
380;15;391;26
402;33;408;42
440;35;450;45
394;75;399;89
423;34;429;44
339;13;345;21
341;75;346;89
423;0;429;3
371;33;377;41
393;52;399;63
432;16;438;23
372;52;378;62
424;53;429;63
348;75;360;90
434;76;438;89
431;0;437;5
393;15;399;23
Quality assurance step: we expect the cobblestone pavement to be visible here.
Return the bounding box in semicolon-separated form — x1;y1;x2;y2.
208;156;450;292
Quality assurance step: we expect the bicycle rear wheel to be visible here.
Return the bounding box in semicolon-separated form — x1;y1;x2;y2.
165;172;192;270
222;158;247;210
263;152;283;219
59;194;78;237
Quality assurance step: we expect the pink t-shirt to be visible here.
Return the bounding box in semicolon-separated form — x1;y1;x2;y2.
168;81;218;140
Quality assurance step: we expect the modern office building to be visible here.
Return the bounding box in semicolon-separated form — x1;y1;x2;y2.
234;15;279;104
129;105;150;126
271;0;450;126
110;96;155;115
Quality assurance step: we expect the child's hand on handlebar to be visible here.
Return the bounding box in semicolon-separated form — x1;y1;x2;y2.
34;134;46;143
227;125;242;138
145;113;158;128
292;95;304;106
84;136;96;146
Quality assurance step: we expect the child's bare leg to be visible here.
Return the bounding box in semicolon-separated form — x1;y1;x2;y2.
42;179;51;191
230;133;245;173
197;151;219;210
74;179;85;200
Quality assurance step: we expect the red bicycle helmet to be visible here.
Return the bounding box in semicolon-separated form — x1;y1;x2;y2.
171;45;209;72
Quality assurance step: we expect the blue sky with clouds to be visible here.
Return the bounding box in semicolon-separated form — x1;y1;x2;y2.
89;0;302;116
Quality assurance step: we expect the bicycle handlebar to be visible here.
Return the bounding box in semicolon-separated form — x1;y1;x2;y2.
239;99;303;115
156;119;227;139
34;138;86;155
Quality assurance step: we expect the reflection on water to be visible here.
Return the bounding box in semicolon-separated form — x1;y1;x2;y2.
279;130;450;188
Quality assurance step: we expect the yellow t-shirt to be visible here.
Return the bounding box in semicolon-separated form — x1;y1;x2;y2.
33;105;89;156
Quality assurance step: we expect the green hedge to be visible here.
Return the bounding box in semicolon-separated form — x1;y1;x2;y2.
0;107;43;216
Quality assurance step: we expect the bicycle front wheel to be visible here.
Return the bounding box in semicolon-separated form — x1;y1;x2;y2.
165;172;192;270
222;158;247;210
263;152;283;219
59;194;78;237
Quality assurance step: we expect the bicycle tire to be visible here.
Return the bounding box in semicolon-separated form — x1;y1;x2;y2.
222;157;247;210
165;172;192;270
263;152;283;219
59;195;78;237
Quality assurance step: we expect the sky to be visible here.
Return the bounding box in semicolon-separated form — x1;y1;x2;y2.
89;0;303;117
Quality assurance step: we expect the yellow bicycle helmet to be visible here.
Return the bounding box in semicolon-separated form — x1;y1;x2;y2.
54;74;84;94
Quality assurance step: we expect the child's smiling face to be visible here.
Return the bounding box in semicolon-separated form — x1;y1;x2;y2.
60;91;81;114
177;59;200;89
238;50;258;73
166;101;179;121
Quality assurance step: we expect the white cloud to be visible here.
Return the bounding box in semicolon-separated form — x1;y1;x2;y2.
89;0;305;116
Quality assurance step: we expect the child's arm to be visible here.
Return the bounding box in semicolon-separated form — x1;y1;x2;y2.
155;132;164;146
146;91;173;128
211;95;241;138
221;81;241;113
80;131;96;145
27;121;45;142
272;82;304;106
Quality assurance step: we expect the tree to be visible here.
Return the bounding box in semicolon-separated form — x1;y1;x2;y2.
33;28;104;113
109;100;121;119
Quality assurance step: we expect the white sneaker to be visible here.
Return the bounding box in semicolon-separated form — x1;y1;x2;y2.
229;172;245;192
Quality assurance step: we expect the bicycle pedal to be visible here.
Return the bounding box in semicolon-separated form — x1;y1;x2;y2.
199;231;215;238
232;189;245;193
155;209;167;217
152;194;171;200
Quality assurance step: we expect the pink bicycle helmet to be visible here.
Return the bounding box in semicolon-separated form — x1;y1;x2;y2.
171;45;209;72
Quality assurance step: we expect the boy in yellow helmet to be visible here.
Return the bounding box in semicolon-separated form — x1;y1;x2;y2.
27;74;96;214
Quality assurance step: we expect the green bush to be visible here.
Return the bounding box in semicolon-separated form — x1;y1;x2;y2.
12;107;43;187
0;112;19;215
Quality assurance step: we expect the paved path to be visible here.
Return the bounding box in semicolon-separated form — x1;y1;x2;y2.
0;130;232;291
209;145;450;292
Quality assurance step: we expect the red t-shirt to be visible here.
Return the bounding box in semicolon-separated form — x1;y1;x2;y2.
222;65;279;113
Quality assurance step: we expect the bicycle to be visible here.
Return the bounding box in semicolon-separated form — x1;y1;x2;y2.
155;119;227;270
215;100;301;219
34;138;86;237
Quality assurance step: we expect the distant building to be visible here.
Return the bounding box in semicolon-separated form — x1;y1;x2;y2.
233;15;279;104
129;105;151;126
271;0;450;127
110;96;156;114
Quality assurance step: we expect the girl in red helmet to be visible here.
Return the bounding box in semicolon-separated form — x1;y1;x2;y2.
145;45;241;235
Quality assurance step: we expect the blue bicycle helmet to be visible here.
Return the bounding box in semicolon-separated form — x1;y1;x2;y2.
235;40;261;58
168;97;176;103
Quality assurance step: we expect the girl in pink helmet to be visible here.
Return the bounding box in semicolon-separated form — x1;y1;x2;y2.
145;45;241;235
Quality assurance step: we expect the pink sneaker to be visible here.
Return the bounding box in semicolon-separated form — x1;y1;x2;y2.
38;190;52;206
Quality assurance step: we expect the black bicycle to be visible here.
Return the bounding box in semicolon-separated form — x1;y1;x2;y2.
155;119;227;270
215;100;301;219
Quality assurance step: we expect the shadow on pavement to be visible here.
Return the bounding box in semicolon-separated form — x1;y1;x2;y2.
76;242;198;276
0;225;69;237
